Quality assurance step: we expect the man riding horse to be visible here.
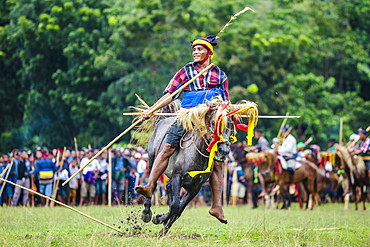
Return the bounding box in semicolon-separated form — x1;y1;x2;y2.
354;128;370;174
135;35;229;224
278;125;298;175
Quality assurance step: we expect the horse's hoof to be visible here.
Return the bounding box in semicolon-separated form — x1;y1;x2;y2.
152;214;164;225
158;226;169;237
141;210;152;223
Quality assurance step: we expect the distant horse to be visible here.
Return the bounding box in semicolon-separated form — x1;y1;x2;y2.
316;167;339;204
335;145;368;210
230;144;252;204
305;151;339;204
273;158;319;210
141;101;257;235
245;150;276;208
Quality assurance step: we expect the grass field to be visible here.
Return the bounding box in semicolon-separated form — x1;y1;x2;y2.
0;203;369;246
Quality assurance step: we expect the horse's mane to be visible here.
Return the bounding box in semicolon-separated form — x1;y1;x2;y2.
335;144;367;174
129;99;258;146
356;156;366;174
177;100;258;136
335;144;358;172
352;154;366;174
227;100;258;126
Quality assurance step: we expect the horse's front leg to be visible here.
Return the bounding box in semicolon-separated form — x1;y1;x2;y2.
141;183;157;223
152;180;172;225
153;174;181;225
353;185;358;211
361;186;367;211
281;185;291;209
141;198;152;223
158;186;200;237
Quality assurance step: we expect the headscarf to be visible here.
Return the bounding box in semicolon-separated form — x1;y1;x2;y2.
191;35;217;63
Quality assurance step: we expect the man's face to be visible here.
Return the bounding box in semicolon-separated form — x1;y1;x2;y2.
192;45;209;63
36;151;42;159
3;155;9;162
87;151;93;159
254;131;261;139
358;132;366;140
21;151;28;160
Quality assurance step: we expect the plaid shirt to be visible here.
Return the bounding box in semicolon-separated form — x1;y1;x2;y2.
164;62;229;100
359;137;370;154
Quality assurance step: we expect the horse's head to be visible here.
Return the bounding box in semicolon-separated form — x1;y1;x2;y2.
177;98;258;164
215;116;235;161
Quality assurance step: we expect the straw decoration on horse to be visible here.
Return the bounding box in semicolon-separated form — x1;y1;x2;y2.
129;98;258;148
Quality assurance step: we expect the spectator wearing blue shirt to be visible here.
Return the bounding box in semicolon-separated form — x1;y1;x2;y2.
34;151;59;207
12;150;33;206
112;149;131;204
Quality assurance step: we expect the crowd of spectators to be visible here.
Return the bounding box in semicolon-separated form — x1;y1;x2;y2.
2;127;368;209
0;147;149;207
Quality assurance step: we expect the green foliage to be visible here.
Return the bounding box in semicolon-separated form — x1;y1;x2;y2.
1;0;369;152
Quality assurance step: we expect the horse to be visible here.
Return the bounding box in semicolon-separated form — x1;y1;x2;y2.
230;143;253;205
243;150;276;208
316;167;339;204
304;151;339;204
273;158;320;210
335;145;368;210
140;101;257;235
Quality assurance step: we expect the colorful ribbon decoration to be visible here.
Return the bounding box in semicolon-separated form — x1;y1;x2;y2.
227;106;257;145
187;104;258;178
188;109;227;178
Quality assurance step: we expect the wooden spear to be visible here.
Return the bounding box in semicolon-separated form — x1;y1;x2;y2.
108;149;112;207
276;112;289;139
51;147;67;207
0;164;10;178
50;150;61;207
339;118;343;146
0;160;14;196
135;93;150;108
0;178;124;234
63;63;214;186
74;137;80;167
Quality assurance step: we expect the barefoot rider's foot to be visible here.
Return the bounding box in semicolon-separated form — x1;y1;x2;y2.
209;207;228;224
135;185;153;198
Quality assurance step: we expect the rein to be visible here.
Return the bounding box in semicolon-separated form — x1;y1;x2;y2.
179;132;209;158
